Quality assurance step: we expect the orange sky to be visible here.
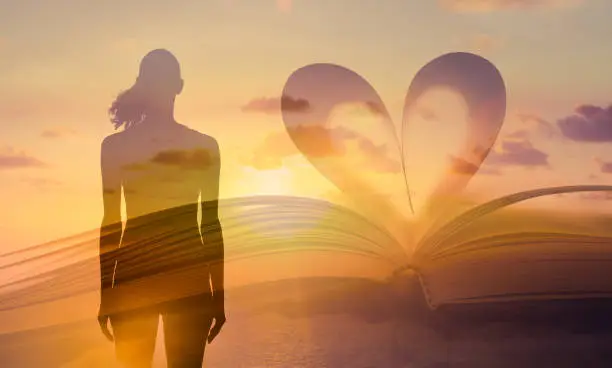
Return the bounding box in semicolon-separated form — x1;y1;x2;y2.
0;0;611;250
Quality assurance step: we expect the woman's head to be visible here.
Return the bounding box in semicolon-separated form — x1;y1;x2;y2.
109;49;184;129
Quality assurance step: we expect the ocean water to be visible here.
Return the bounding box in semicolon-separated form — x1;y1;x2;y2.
3;276;612;367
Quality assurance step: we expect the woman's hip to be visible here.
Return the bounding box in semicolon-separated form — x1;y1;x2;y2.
109;262;212;314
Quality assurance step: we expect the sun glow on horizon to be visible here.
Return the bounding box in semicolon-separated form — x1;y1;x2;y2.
241;165;295;196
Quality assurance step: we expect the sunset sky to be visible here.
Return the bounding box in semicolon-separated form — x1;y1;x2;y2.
1;0;612;250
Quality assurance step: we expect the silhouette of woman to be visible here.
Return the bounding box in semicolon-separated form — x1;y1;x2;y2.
97;49;225;367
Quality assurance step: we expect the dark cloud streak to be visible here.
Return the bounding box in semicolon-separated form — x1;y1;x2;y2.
151;148;213;170
242;96;311;114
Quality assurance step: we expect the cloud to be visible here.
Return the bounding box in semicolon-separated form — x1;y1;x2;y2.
20;176;63;189
417;106;439;122
245;130;299;170
41;127;77;139
451;156;501;175
0;147;47;169
279;96;311;113
486;139;549;167
494;114;556;144
516;113;557;138
357;138;401;173
245;125;401;173
451;157;479;175
246;125;353;170
242;96;310;114
486;113;557;171
123;162;149;171
600;163;612;174
594;158;612;174
505;129;531;139
364;101;386;116
557;104;612;142
150;148;214;170
439;0;584;12
290;125;358;158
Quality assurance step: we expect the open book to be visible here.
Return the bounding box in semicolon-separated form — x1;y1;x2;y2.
278;52;612;311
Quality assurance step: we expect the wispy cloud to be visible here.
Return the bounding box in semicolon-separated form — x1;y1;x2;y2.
150;148;215;170
20;176;63;189
503;113;558;141
516;113;557;138
120;149;216;172
439;0;584;12
41;127;78;139
244;126;346;170
0;147;47;169
487;138;549;167
242;96;310;114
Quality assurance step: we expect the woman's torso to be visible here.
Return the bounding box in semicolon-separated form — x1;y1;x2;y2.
108;122;218;295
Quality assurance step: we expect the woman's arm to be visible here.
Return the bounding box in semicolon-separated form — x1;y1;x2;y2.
200;140;224;302
99;137;123;294
200;138;226;343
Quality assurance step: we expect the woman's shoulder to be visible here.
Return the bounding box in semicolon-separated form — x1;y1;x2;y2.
101;130;124;150
176;123;219;149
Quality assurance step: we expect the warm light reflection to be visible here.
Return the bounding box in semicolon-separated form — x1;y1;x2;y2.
403;88;470;216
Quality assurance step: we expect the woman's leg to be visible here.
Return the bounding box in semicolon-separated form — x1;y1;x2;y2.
162;293;214;368
110;306;160;368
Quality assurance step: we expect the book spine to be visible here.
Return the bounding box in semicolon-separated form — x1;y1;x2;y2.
415;269;438;310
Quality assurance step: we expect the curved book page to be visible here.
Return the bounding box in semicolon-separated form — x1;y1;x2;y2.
0;195;406;332
412;185;612;309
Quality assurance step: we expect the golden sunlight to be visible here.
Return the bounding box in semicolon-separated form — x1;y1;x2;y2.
241;166;295;196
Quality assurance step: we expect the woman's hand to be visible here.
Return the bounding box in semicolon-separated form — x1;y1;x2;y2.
98;291;115;342
207;291;226;343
